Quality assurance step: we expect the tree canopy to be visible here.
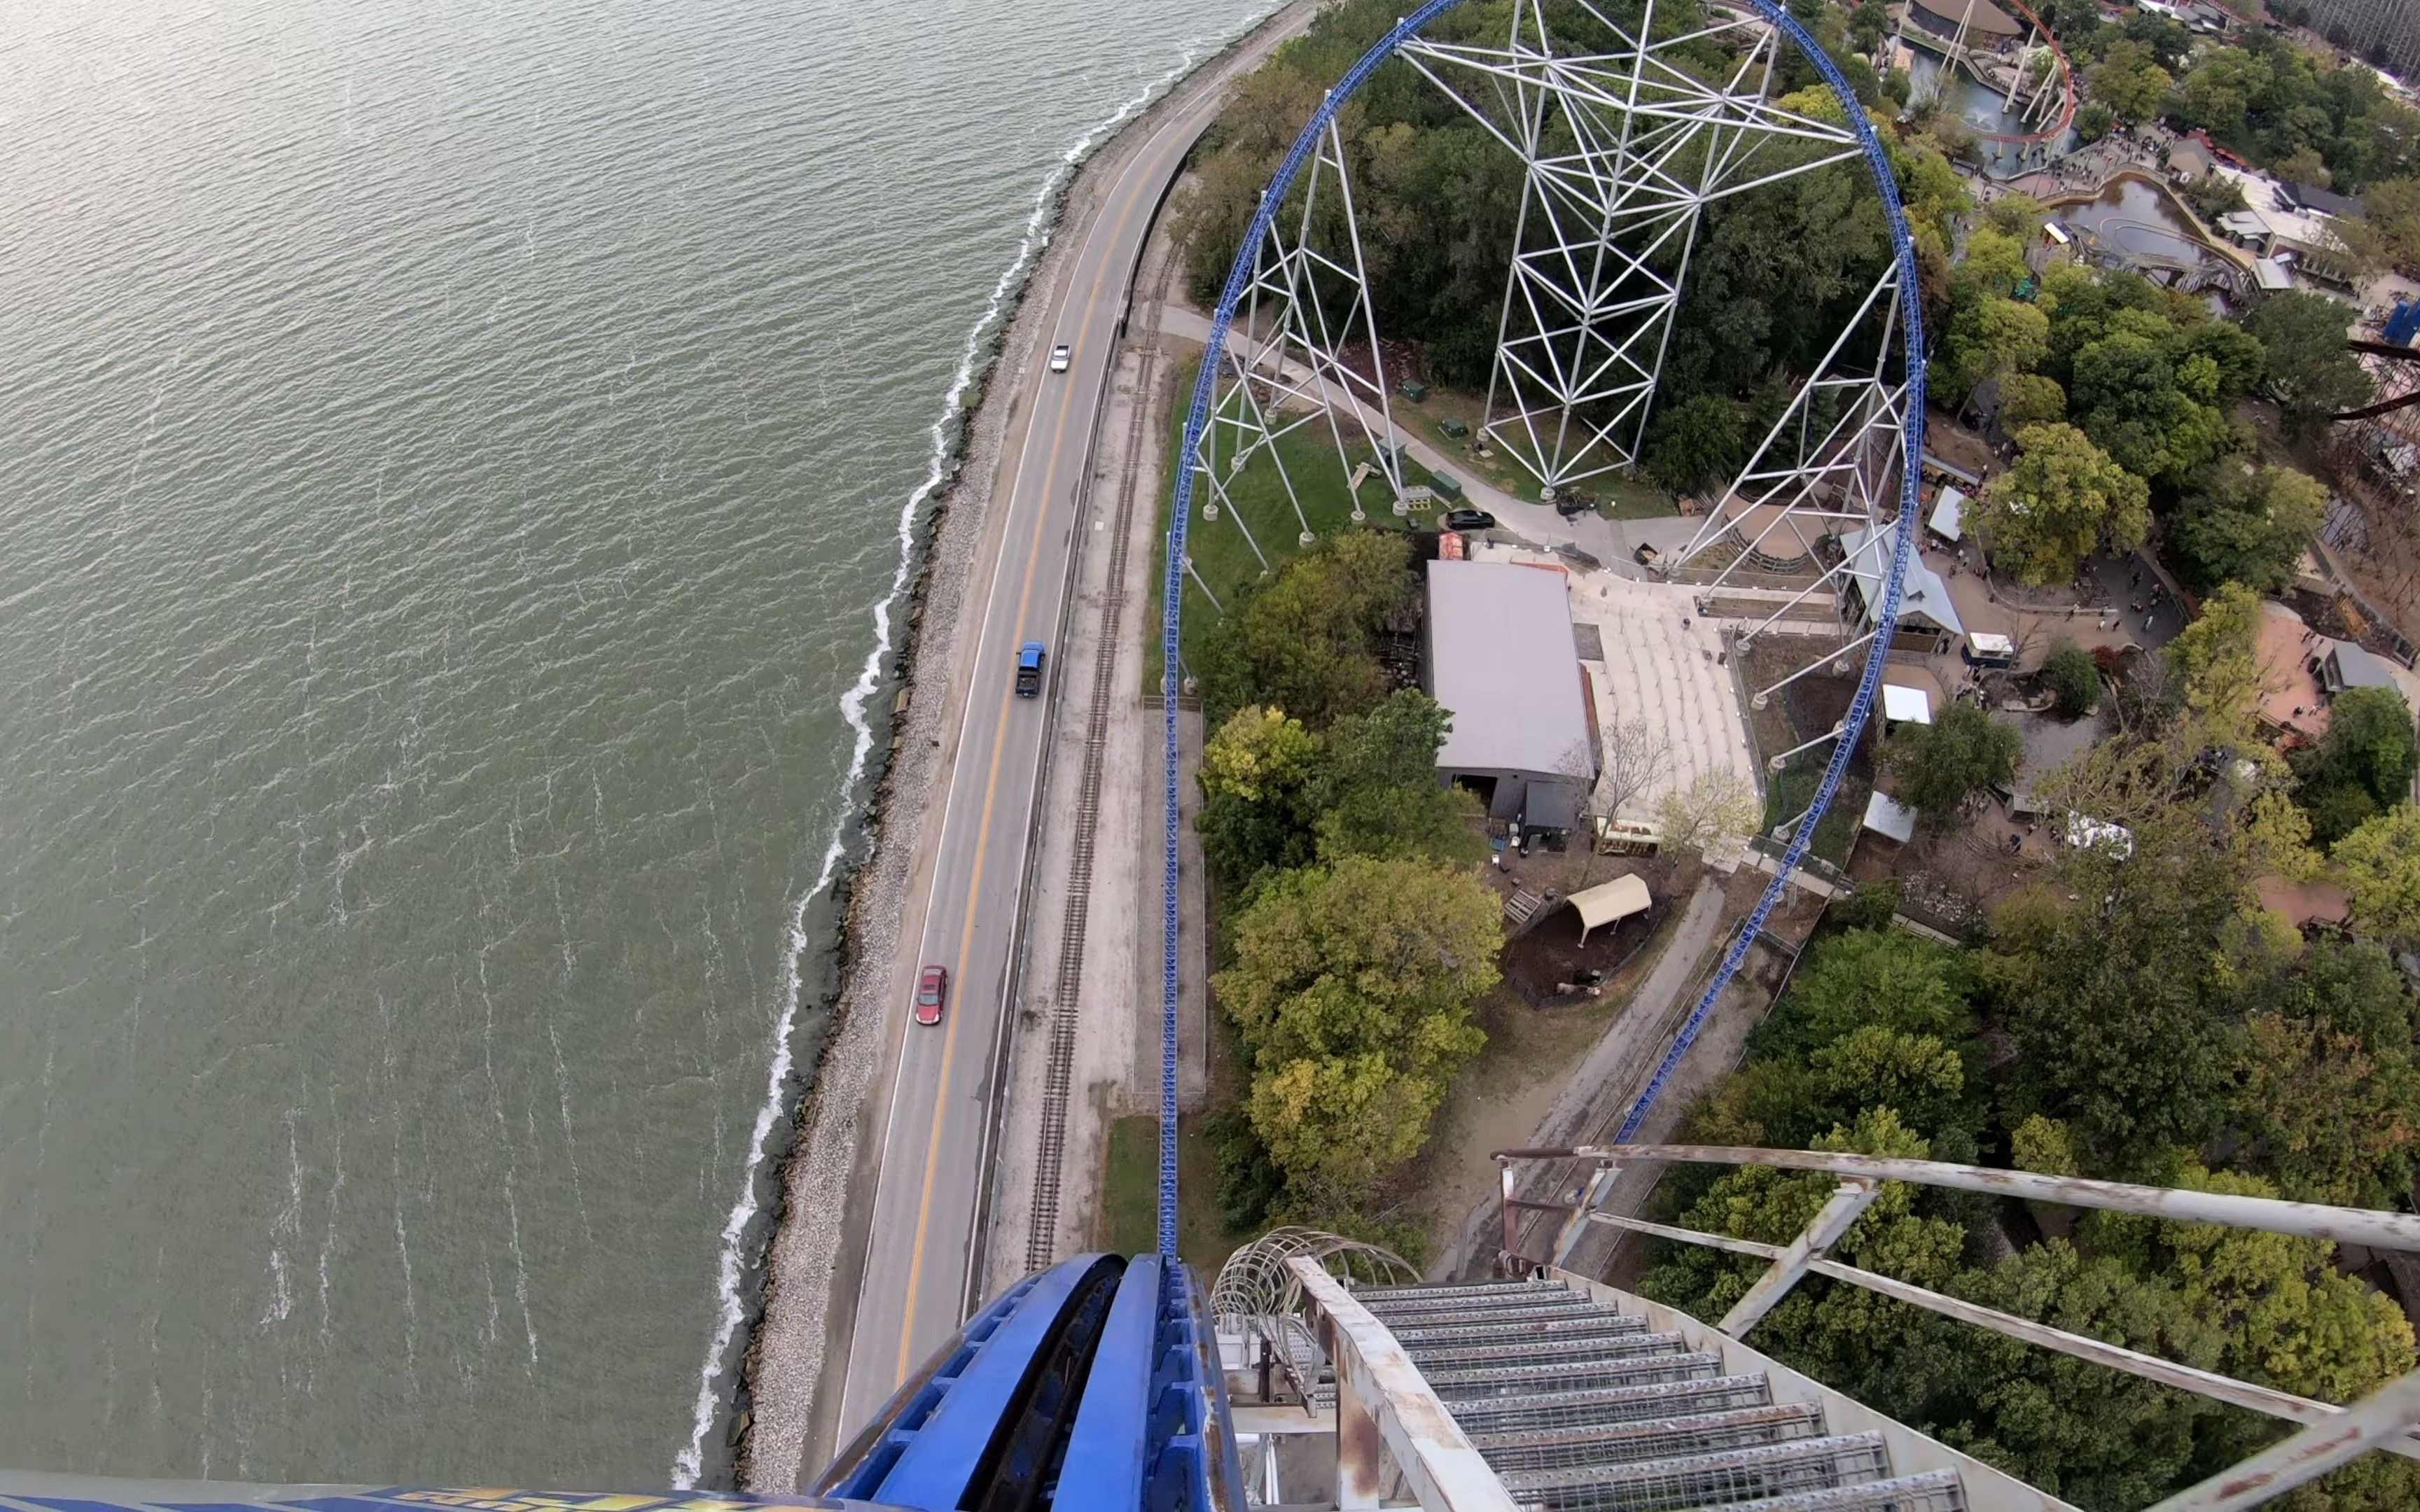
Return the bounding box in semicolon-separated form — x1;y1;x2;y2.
2243;292;2373;423
1879;704;2022;830
2171;463;2328;594
1195;530;1414;727
1216;855;1499;1205
1973;424;2151;586
2294;687;2420;845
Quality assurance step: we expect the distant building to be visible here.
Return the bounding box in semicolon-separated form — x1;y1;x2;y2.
2290;0;2420;80
1839;522;1966;653
1905;0;2024;46
2318;640;2403;696
2211;169;2365;288
1422;560;1599;832
2167;137;2217;184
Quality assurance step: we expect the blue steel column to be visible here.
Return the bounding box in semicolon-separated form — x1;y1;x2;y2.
1159;0;1926;1249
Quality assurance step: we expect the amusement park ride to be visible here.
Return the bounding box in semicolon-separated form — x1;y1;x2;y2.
14;4;2420;1511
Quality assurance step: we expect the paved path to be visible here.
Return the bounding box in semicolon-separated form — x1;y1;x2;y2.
828;13;1316;1442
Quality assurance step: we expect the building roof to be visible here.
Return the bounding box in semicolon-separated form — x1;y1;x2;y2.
2254;256;2295;290
1910;0;2024;36
1863;791;1919;844
1928;485;1966;542
1884;684;1934;724
2329;641;2402;692
1841;524;1966;638
1566;874;1652;942
2169;139;2216;178
1426;560;1597;778
2283;181;2363;220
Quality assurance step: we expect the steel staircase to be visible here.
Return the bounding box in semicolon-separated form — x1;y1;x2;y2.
1352;1279;1966;1512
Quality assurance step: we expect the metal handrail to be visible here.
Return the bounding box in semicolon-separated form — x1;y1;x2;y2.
1492;1144;2420;1510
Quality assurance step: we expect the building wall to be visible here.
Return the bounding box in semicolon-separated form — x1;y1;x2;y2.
2296;0;2420;79
1442;766;1585;830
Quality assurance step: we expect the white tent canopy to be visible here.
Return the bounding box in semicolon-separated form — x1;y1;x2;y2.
1566;874;1652;944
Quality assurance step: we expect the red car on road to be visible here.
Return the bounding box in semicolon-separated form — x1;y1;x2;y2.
914;965;947;1026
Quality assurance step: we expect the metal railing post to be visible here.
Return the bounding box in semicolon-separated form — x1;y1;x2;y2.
1719;1177;1879;1337
2148;1368;2420;1512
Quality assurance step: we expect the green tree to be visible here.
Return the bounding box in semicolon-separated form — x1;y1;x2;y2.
1308;690;1486;867
2075;100;2118;142
2068;329;2237;484
2295;687;2420;844
2234;937;2420;1206
2089;40;2172;123
2176;48;2271;137
1980;192;2046;240
2360;177;2420;271
1940;297;2051;402
1879;704;2022;830
1195;530;1414;727
1644;393;1748;495
1216;854;1499;1203
1996;371;2068;431
2335;804;2420;943
2040;638;2101;717
2167;582;2269;752
1198;704;1323;893
1973;423;2152;585
1989;808;2264;1171
2244;290;2374;421
2171;463;2328;594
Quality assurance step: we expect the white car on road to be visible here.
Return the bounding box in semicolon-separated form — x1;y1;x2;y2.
1048;342;1071;373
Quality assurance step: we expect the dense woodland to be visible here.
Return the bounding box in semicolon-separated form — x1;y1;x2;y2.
1173;3;2420;1505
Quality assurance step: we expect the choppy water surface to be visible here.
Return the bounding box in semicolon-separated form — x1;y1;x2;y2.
0;0;1268;1487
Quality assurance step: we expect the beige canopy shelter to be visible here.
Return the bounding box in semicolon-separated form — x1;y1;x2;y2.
1566;874;1651;945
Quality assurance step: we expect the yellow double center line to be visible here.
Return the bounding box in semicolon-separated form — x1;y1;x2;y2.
888;153;1161;1383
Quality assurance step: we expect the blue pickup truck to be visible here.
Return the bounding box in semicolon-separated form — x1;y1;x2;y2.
1015;640;1046;696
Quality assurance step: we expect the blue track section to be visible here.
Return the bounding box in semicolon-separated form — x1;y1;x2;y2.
1159;1;1928;1228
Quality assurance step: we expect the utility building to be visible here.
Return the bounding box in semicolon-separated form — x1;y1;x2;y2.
1423;559;1599;832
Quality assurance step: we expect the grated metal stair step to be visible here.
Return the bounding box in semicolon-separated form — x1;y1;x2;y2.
1469;1401;1826;1473
1388;1312;1649;1348
1446;1375;1774;1432
1363;1298;1600;1328
1494;1430;1892;1511
1355;1280;1570;1306
1405;1329;1693;1368
1426;1351;1727;1397
1708;1470;1966;1512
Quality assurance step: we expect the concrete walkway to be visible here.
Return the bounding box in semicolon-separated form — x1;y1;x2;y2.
1154;304;1701;576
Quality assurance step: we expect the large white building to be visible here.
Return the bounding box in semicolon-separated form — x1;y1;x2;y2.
1421;559;1599;833
2293;0;2420;80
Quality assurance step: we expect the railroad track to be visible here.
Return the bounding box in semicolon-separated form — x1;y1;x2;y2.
1025;258;1172;1270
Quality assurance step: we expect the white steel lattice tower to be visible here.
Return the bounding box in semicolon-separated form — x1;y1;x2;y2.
1192;0;1898;547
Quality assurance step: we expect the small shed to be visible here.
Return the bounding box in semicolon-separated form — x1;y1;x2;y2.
1928;485;1966;543
2321;642;2402;696
1863;792;1919;844
1565;874;1652;946
1883;684;1934;726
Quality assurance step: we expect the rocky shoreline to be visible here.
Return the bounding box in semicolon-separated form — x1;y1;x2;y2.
719;6;1312;1490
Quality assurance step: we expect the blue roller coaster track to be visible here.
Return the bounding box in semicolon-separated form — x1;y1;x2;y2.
0;7;1925;1511
1158;0;1928;1223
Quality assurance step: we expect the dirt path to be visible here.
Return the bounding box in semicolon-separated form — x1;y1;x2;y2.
1431;873;1733;1280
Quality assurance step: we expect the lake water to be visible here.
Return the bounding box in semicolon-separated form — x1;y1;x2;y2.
2054;175;2223;267
0;0;1270;1489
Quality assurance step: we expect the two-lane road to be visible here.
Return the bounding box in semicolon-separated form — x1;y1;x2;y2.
830;13;1313;1442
